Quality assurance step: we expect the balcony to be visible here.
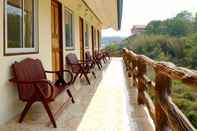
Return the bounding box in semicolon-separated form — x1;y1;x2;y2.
0;58;154;131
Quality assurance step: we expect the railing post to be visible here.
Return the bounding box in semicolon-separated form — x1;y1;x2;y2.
155;67;195;131
155;72;170;131
136;56;146;105
131;58;138;87
122;49;131;77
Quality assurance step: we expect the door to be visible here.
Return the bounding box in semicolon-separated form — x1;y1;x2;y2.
91;26;95;57
51;0;63;79
79;17;84;60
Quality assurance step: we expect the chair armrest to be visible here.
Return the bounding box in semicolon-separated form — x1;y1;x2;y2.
78;60;89;62
45;70;61;74
45;70;73;85
68;62;86;68
67;63;81;66
10;79;54;100
10;79;50;84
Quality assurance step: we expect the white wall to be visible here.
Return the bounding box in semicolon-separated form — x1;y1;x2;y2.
0;0;102;125
0;0;52;124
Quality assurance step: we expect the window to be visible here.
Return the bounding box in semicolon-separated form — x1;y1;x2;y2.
65;9;73;49
93;28;97;47
4;0;38;55
97;30;100;49
84;23;89;48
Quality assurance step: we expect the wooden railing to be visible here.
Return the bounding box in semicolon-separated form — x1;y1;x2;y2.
122;48;196;131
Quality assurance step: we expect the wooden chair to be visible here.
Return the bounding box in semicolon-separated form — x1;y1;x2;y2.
66;53;94;85
102;50;111;61
94;51;103;68
10;58;74;128
85;51;100;71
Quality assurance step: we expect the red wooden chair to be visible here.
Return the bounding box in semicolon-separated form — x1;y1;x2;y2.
66;53;94;85
85;51;100;71
94;51;103;68
10;58;74;128
101;50;111;62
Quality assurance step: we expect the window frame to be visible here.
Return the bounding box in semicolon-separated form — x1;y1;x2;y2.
64;7;74;50
4;0;39;56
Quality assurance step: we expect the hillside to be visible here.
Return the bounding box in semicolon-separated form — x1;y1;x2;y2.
101;36;125;48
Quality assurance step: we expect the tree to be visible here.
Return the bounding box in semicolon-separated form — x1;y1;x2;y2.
193;13;197;32
145;11;193;37
145;20;162;34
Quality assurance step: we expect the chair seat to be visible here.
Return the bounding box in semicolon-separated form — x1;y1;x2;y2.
50;84;68;101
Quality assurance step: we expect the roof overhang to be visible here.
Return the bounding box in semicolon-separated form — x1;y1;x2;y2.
82;0;123;30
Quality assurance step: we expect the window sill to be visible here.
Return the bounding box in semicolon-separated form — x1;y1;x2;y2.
65;47;75;51
4;51;39;56
4;48;39;56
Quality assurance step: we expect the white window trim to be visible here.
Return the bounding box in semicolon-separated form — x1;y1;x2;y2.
4;0;39;55
64;7;74;50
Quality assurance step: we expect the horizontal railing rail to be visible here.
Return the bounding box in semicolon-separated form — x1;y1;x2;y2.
122;48;196;131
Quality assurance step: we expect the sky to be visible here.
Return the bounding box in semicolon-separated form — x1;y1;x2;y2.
102;0;197;37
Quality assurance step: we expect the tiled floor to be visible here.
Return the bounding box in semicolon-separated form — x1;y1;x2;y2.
0;58;155;131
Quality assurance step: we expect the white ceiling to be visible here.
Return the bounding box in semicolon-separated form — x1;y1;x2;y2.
83;0;118;30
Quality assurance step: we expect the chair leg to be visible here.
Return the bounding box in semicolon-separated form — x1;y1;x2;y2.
83;73;91;85
19;101;33;123
103;58;107;63
42;101;57;128
92;71;96;78
99;62;103;68
72;73;79;84
79;73;83;78
67;89;75;103
96;63;102;70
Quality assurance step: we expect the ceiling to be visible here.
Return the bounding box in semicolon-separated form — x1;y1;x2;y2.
83;0;119;30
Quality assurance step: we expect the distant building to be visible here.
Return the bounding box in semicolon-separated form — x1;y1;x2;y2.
131;25;146;35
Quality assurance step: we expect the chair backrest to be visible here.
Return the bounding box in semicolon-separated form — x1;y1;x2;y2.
12;58;48;101
66;53;81;73
94;50;102;59
85;51;92;61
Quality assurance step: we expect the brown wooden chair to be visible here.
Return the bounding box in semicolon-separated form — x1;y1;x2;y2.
85;51;100;71
94;51;103;69
102;50;111;61
10;58;74;128
66;53;94;85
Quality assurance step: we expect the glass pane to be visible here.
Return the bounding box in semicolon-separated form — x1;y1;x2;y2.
7;0;22;48
85;24;89;47
24;0;33;48
65;11;73;47
94;29;96;46
69;14;72;46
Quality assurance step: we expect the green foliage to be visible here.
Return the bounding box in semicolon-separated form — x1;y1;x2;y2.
105;43;125;57
125;34;197;128
172;81;197;128
187;111;197;128
125;34;185;64
145;11;194;37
